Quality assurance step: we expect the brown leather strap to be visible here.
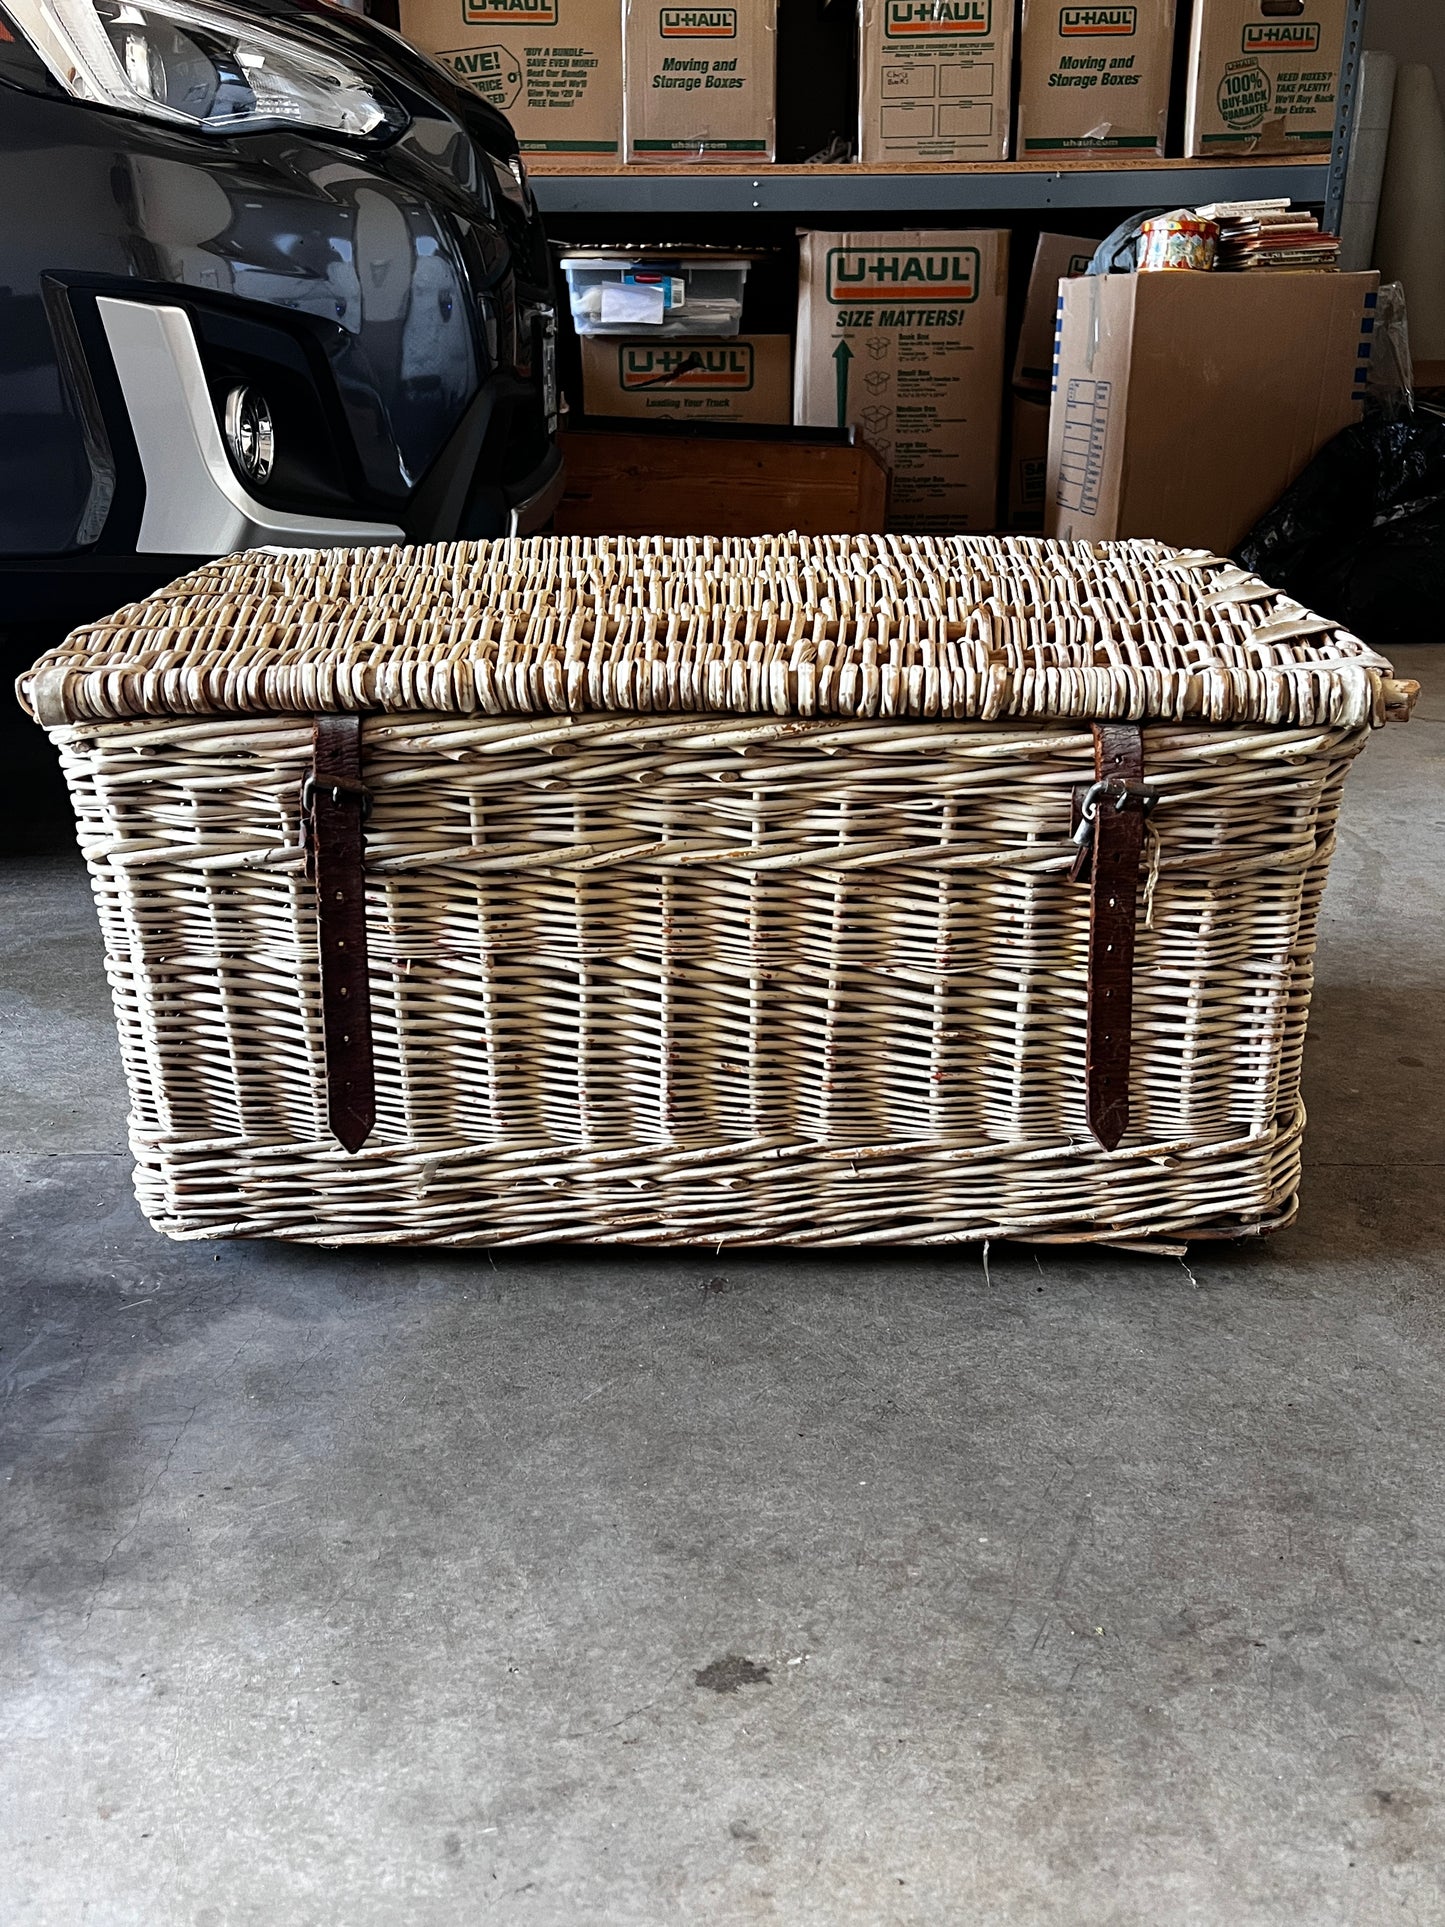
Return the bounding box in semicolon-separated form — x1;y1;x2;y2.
305;715;375;1153
1081;723;1146;1153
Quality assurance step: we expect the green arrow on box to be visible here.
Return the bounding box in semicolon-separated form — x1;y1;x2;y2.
833;340;853;429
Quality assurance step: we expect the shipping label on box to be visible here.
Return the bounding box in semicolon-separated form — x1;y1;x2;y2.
1185;0;1348;155
1046;270;1379;552
623;0;776;160
795;228;1008;531
1016;1;1177;154
1014;231;1096;389
859;0;1013;162
400;0;623;153
581;335;791;421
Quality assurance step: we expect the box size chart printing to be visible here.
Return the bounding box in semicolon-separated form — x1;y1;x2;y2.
859;0;1013;161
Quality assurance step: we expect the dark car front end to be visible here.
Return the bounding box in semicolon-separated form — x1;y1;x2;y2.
0;0;561;626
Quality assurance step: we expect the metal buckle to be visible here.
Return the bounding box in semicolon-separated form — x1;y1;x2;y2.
1070;777;1155;881
300;774;372;820
297;771;372;873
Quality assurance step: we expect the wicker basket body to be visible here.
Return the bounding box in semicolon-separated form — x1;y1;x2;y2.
22;535;1408;1249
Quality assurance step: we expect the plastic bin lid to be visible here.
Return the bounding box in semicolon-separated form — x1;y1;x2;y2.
561;254;755;270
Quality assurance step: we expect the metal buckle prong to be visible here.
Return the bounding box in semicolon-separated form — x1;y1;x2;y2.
300;774;372;819
1070;777;1155;881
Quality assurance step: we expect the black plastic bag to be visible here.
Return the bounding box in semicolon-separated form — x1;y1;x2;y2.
1237;411;1445;649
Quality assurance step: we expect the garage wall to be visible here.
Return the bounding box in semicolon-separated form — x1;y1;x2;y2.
1366;0;1445;104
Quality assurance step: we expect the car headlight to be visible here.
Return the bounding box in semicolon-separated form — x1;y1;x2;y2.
9;0;408;139
487;151;528;215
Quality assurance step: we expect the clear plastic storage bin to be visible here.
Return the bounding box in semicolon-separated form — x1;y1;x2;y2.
561;255;751;337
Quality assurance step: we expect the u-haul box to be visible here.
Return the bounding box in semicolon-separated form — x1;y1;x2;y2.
859;0;1013;163
1185;0;1348;156
1007;392;1052;529
1016;2;1177;156
1014;231;1096;390
581;335;791;421
795;228;1008;531
623;0;777;161
400;0;623;155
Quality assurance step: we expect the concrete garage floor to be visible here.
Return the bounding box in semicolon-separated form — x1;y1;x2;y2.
2;645;1442;1925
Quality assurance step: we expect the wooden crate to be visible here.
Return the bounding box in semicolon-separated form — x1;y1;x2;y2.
554;428;888;536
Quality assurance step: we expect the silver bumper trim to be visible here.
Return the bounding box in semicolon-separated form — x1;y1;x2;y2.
96;298;406;557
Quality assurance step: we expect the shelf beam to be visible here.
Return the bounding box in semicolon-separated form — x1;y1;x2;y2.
531;160;1330;217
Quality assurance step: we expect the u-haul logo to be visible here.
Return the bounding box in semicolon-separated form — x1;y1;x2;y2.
619;345;753;391
463;0;556;22
884;0;990;39
827;248;979;302
659;6;736;34
1060;6;1137;33
1242;20;1320;54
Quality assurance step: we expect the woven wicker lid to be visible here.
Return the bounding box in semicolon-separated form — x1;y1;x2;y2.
18;533;1413;730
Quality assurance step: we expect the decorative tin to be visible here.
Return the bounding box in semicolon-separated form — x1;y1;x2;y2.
1137;213;1221;272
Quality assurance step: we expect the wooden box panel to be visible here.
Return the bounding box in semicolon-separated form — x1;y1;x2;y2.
553;430;889;536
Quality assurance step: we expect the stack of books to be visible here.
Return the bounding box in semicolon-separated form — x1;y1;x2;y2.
1195;200;1342;272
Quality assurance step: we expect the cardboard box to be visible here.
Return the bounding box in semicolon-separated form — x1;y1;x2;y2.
1014;231;1096;391
795;228;1008;531
581;335;791;422
1007;392;1051;528
623;0;776;162
1046;270;1378;552
400;0;623;155
1184;0;1348;156
859;0;1013;163
1016;1;1177;156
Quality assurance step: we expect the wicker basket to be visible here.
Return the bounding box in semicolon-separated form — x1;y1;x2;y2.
18;535;1416;1250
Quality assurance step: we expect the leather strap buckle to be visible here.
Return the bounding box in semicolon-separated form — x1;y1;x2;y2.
301;773;373;827
303;715;376;1154
1070;723;1149;1152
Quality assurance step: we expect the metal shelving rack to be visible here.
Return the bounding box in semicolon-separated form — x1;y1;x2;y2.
529;0;1369;223
530;158;1329;218
1325;0;1372;237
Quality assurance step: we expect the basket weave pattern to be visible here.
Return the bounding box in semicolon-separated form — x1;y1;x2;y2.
28;535;1393;731
57;704;1358;1246
25;535;1399;1247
